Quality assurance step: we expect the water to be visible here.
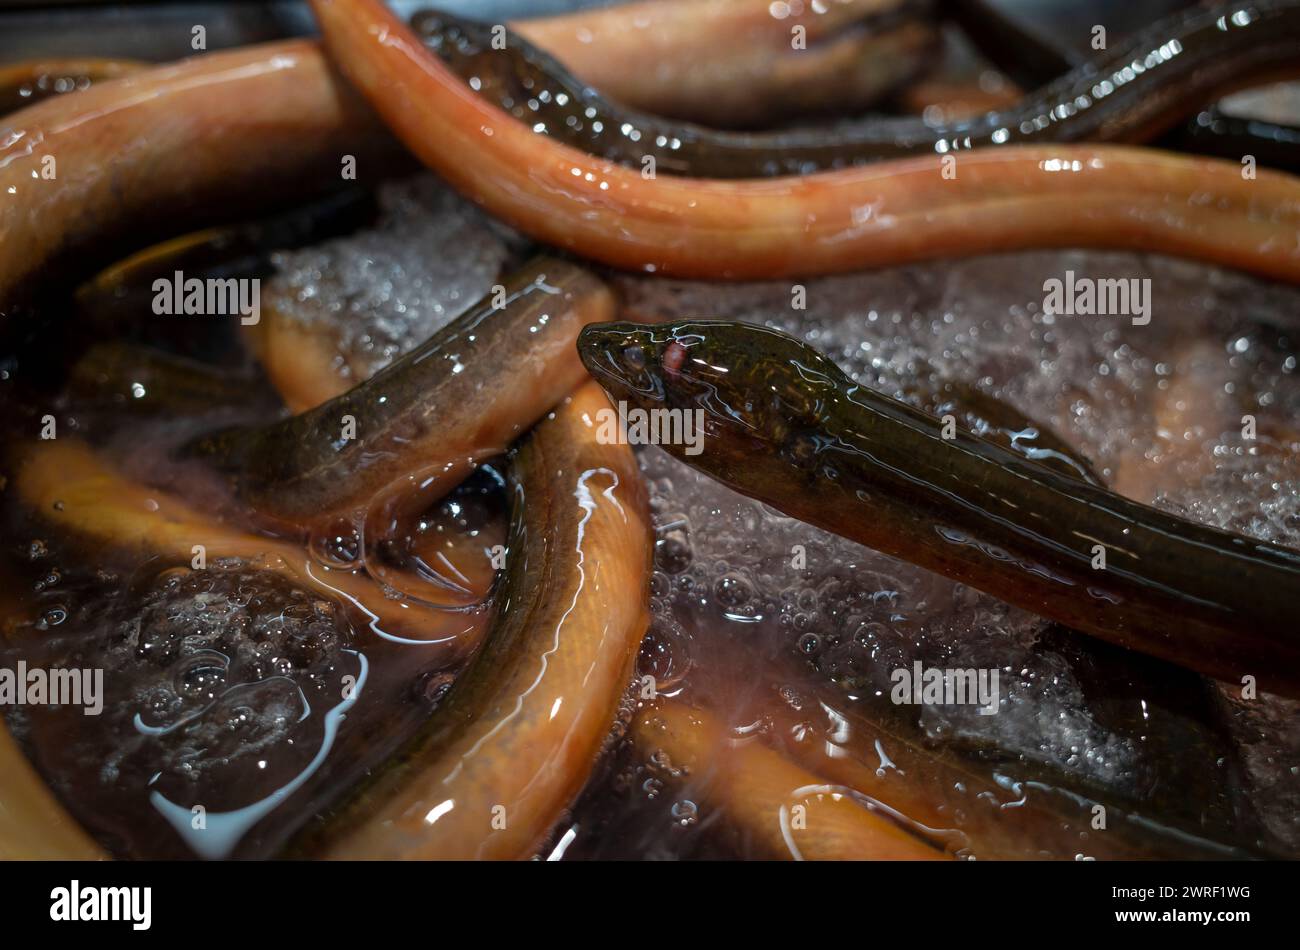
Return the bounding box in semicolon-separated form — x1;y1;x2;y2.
2;176;1297;858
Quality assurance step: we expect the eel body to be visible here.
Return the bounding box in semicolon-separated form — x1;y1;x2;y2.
579;320;1300;697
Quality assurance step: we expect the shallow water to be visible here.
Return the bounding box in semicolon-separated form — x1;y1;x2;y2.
2;176;1297;859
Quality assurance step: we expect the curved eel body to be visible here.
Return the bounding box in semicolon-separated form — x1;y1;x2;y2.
0;39;396;311
420;0;1300;178
634;701;946;860
309;0;1300;283
510;0;935;129
189;257;615;530
14;440;490;638
293;382;652;859
578;321;1300;698
246;308;357;414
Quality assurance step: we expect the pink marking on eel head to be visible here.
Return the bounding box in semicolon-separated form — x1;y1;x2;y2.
663;340;687;377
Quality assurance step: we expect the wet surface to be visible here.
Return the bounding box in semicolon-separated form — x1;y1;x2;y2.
1;467;503;859
2;176;1297;859
563;250;1300;858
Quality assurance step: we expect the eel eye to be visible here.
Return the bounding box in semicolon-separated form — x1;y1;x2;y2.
621;344;647;372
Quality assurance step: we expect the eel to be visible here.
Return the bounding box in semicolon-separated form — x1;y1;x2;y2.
13;440;491;635
291;382;652;859
0;39;398;312
947;0;1300;175
577;320;1300;697
244;306;354;415
417;0;1300;178
633;700;947;860
308;0;1300;283
188;257;615;531
509;0;936;129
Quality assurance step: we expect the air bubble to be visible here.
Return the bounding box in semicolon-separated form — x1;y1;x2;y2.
714;571;752;608
670;800;699;826
655;527;693;574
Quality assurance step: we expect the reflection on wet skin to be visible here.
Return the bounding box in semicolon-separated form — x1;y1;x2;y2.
1;0;1299;861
